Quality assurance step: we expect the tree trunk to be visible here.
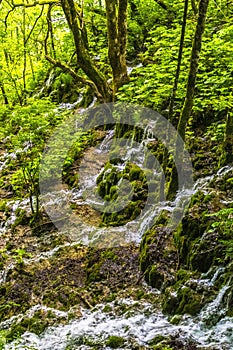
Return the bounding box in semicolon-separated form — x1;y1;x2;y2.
161;0;188;201
0;80;9;104
106;0;129;97
167;0;209;199
61;0;112;101
168;0;189;126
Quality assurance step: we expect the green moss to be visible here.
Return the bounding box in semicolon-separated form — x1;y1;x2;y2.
102;305;112;313
105;335;125;348
0;330;7;349
100;250;117;261
0;200;7;211
162;285;203;316
149;265;164;290
148;335;167;345
96;161;148;226
170;314;182;325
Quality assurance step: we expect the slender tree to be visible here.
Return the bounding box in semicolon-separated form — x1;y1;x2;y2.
168;0;210;199
160;0;189;201
0;80;9;104
60;0;112;101
168;0;189;125
1;0;130;103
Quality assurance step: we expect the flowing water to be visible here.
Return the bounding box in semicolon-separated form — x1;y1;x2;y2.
1;112;233;349
2;281;233;349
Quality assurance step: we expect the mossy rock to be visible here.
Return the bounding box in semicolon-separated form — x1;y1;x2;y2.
148;265;165;290
96;160;148;226
148;335;168;346
105;335;125;348
139;212;177;292
173;190;223;270
162;285;203;316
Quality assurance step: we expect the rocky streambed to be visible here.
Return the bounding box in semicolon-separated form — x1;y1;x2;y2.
0;106;233;349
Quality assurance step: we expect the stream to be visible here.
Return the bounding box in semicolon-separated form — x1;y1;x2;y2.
2;279;233;349
0;103;233;349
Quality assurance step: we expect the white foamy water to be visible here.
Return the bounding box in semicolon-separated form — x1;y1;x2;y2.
3;291;233;350
0;141;33;172
0;198;32;235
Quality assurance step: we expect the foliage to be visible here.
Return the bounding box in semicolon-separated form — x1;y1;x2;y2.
12;248;31;264
207;208;233;259
0;97;67;222
0;330;7;350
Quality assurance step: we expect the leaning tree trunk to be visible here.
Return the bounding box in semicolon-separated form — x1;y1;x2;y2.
167;0;210;199
61;0;112;101
106;0;129;97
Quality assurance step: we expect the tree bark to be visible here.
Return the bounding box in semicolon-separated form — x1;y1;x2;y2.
168;0;210;199
45;55;103;99
106;0;129;96
153;0;168;11
61;0;112;101
191;0;198;15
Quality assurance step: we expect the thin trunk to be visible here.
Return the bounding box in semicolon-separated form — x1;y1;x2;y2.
178;0;209;142
23;6;27;91
153;0;168;11
29;54;35;82
161;0;188;200
168;0;210;199
47;4;56;58
191;0;198;15
0;81;9;104
168;0;189;125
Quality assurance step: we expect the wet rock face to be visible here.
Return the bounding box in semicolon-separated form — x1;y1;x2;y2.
140;228;178;291
139;167;233;317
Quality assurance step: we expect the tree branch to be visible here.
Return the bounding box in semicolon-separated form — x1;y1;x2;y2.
45;55;102;99
10;0;58;8
153;0;168;11
25;4;45;44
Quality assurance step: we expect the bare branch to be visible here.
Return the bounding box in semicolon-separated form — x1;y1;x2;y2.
4;7;15;28
153;0;175;13
25;4;45;44
44;3;57;56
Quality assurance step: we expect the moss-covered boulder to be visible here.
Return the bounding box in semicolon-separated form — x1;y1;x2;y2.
96;161;148;226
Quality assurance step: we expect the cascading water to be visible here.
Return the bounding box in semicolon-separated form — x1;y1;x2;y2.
1;115;233;349
3;283;233;350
